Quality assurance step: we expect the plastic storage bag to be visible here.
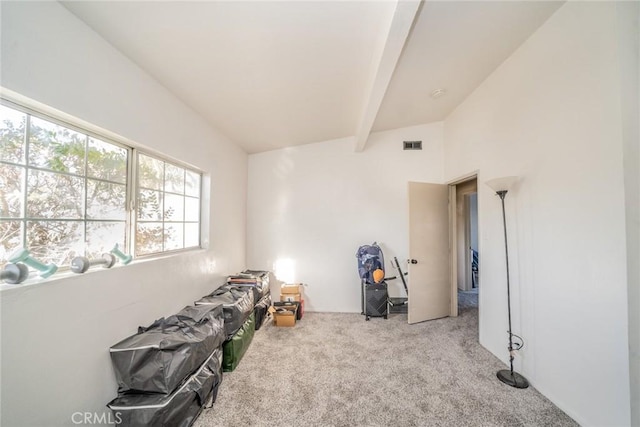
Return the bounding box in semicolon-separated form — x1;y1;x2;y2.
195;287;253;339
226;270;270;305
108;347;223;427
254;294;272;331
110;305;225;394
222;312;255;372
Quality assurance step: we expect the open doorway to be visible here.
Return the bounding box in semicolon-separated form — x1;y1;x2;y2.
456;181;478;310
448;175;479;317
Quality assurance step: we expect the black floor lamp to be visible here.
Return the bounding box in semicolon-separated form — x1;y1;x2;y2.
486;176;529;389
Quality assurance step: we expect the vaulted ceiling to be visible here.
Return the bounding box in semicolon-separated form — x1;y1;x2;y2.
61;1;563;154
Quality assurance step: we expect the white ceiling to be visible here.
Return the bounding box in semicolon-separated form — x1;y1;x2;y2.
61;1;563;154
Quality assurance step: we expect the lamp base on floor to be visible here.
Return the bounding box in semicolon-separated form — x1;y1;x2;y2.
497;369;529;389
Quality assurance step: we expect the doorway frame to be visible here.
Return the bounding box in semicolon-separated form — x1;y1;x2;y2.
448;171;479;317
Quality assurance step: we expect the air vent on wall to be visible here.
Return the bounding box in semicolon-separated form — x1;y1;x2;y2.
403;140;422;150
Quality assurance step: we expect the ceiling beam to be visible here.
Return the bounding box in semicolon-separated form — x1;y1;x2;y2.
354;0;421;152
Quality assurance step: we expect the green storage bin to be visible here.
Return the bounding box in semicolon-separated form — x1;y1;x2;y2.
222;312;255;372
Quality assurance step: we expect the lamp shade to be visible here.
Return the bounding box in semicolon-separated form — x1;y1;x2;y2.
485;176;518;193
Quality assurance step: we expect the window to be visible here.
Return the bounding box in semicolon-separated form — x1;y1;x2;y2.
136;153;201;256
0;101;202;271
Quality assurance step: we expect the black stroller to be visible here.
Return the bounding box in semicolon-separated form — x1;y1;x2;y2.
356;243;409;320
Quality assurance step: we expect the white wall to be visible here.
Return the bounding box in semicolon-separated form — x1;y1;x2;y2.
247;124;443;312
443;2;631;426
0;2;247;426
617;3;640;426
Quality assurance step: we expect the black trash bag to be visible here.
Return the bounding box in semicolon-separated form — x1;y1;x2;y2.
254;294;272;331
108;347;223;427
110;305;225;395
195;287;253;339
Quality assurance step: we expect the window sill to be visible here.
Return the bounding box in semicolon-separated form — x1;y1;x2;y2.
0;247;206;293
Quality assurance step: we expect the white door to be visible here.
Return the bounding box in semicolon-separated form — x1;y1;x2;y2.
408;182;451;324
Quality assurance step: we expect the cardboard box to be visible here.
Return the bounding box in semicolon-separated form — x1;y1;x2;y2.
281;283;303;303
274;301;303;321
280;293;301;302
280;284;302;294
269;304;298;327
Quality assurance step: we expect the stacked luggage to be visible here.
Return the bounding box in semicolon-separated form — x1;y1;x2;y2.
195;270;272;371
195;285;256;372
356;242;389;321
107;270;273;425
195;286;254;339
226;270;272;331
107;304;226;426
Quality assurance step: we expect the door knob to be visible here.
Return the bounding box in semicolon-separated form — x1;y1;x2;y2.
409;259;418;264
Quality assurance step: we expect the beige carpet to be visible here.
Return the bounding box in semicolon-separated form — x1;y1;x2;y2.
194;306;577;427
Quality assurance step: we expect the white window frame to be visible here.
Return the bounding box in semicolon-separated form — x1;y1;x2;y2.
0;98;203;271
133;150;202;258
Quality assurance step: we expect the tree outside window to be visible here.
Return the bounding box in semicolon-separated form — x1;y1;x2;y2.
0;102;201;271
136;153;200;256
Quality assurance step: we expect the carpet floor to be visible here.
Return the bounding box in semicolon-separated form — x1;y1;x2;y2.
194;306;577;427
